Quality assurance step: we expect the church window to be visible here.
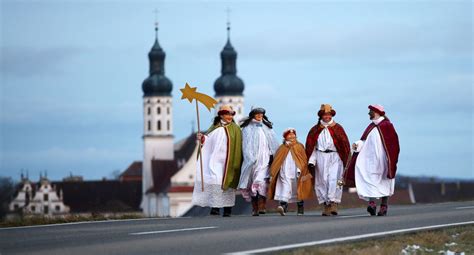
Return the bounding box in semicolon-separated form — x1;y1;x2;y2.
148;121;151;131
158;121;162;131
44;194;49;201
147;107;151;115
157;107;161;114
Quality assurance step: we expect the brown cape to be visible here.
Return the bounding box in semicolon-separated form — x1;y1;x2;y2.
267;141;315;201
305;121;351;167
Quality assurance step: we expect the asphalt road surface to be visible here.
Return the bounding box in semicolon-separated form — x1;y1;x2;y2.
1;201;473;255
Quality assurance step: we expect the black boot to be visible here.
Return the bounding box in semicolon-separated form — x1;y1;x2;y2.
377;204;388;216
367;201;377;216
297;201;304;216
223;207;232;217
251;196;259;216
258;196;267;214
210;207;220;216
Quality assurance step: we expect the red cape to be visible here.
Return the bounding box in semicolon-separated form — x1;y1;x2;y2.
305;122;351;167
344;118;400;187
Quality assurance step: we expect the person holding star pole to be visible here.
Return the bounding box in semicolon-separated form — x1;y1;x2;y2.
180;83;243;217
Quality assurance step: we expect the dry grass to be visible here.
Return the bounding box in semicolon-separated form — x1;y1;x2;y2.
0;213;144;228
282;225;474;255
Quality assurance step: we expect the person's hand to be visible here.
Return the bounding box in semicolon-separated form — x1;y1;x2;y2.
268;155;274;166
352;143;358;151
196;133;205;144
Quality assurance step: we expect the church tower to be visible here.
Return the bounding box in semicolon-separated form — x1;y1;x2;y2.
214;17;245;122
141;20;174;216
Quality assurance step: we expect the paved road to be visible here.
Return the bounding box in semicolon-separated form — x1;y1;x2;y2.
1;201;473;255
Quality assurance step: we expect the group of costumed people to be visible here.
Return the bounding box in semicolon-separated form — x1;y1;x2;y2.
192;103;399;217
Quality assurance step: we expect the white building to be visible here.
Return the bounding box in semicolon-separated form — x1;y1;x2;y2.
9;175;70;216
139;21;245;217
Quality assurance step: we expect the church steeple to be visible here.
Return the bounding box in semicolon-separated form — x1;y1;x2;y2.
142;15;172;97
221;19;237;75
214;9;244;97
149;24;165;75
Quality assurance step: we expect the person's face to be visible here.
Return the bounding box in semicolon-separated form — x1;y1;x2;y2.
285;132;296;142
322;113;332;123
253;113;264;121
368;110;380;120
221;113;234;124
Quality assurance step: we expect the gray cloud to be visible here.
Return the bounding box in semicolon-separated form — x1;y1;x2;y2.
0;46;85;77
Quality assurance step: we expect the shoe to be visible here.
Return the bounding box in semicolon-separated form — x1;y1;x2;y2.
258;197;267;214
330;202;338;216
223;207;232;217
251;197;259;216
322;203;331;216
367;201;376;216
210;207;220;216
377;204;388;216
297;202;304;216
277;206;286;216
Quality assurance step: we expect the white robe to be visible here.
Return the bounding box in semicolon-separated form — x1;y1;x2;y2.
354;117;395;200
238;121;279;200
192;126;235;208
274;150;301;203
308;120;344;204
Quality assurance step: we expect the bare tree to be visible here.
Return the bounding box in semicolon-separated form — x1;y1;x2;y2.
0;177;16;220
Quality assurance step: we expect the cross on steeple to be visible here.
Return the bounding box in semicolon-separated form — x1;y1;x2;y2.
226;7;231;40
153;9;159;36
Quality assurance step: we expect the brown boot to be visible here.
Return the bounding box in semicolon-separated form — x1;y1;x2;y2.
258;196;267;214
322;203;331;216
251;197;259;216
330;202;338;216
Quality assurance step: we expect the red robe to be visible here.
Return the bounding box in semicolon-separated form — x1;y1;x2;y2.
344;118;400;187
305;122;351;167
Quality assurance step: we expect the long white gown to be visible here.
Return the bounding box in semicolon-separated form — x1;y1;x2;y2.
354;117;395;200
274;151;300;203
309;120;344;204
192;126;235;208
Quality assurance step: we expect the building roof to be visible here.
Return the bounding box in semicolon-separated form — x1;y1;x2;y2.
120;161;142;180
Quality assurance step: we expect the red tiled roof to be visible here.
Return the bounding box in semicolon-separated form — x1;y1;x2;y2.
120;161;142;179
146;160;178;194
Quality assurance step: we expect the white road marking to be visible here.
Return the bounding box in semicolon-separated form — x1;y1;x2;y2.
130;226;217;236
455;206;474;210
225;221;474;255
338;214;369;219
0;217;191;231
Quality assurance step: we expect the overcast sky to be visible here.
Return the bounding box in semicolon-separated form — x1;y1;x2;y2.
1;0;472;181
